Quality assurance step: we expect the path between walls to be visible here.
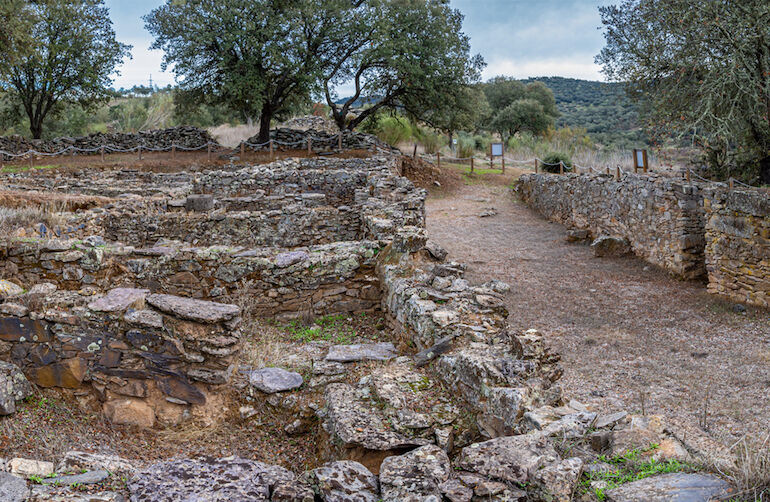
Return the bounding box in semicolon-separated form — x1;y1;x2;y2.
426;178;770;445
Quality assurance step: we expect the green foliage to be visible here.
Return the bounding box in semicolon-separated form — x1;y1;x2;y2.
374;116;413;146
523;77;645;150
480;77;558;142
282;314;354;345
456;134;476;158
0;0;131;138
541;152;572;173
582;445;690;500
145;0;321;142
323;0;485;132
597;0;770;183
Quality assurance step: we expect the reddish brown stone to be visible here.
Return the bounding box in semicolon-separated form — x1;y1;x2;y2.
0;317;52;343
99;350;122;368
31;358;87;388
156;375;206;405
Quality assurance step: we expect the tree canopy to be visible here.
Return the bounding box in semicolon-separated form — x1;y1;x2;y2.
320;0;485;131
0;0;130;139
145;0;335;143
598;0;770;183
480;77;558;141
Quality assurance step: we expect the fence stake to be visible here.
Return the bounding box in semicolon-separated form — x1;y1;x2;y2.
437;152;441;170
338;133;343;151
501;155;505;174
172;145;176;160
559;161;564;175
686;169;691;182
240;141;245;157
534;159;538;173
729;178;734;190
605;167;609;175
100;146;105;164
307;137;312;154
269;140;274;159
615;166;620;180
470;157;474;173
207;143;212;162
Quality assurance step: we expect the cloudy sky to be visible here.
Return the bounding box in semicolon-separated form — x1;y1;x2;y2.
106;0;614;90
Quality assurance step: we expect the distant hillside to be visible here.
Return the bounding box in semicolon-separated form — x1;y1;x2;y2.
522;77;646;149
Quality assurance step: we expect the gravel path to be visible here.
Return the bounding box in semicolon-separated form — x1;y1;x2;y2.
426;178;770;444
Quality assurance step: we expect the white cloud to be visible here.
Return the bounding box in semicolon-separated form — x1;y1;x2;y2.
110;38;175;90
483;57;605;81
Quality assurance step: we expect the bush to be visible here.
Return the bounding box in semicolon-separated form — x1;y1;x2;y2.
456;134;476;159
373;116;412;146
541;152;572;173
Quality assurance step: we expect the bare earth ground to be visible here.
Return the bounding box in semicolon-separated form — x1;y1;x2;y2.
426;167;770;447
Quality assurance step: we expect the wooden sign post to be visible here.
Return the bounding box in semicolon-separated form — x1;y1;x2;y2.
633;149;649;173
490;142;504;173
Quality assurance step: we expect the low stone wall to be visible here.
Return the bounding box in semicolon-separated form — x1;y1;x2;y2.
704;188;770;308
0;287;240;427
378;227;563;437
0;126;213;160
1;240;383;319
517;172;707;279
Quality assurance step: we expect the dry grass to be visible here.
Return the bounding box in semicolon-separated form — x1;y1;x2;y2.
208;123;260;148
0;190;109;211
0;205;67;237
718;435;770;501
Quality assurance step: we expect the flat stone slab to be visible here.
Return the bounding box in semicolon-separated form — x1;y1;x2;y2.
0;471;29;502
326;342;398;362
146;294;240;323
88;288;149;312
41;470;109;485
249;367;303;393
606;473;733;502
274;250;309;268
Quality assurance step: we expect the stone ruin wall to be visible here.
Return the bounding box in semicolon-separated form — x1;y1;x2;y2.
704;187;770;308
517;172;707;279
518;172;770;308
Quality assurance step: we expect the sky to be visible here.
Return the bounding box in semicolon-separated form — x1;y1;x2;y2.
106;0;614;91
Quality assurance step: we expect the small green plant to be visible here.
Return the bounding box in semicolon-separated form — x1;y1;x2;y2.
541;152;572;173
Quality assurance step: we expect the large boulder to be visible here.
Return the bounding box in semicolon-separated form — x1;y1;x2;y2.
307;460;379;502
605;473;733;502
249;367;304;394
128;456;313;502
379;445;451;501
0;361;33;415
0;471;29;502
591;235;631;257
456;434;559;484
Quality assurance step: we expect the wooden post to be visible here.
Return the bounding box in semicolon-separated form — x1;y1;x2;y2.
729;178;734;190
470;157;474;173
534;159;538;173
559;161;564;175
489;146;493;168
269;140;274;159
307;137;312;154
338;133;343;151
686;169;691;182
605;166;610;175
138;145;143;161
501;155;505;174
240;142;245;157
437;152;441;170
172;145;176;160
642;149;648;173
100;146;105;163
615;165;620;180
207;143;212;162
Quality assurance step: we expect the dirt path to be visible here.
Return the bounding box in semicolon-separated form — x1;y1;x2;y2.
426;173;770;445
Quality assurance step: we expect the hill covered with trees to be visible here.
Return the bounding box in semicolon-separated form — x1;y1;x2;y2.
523;77;645;149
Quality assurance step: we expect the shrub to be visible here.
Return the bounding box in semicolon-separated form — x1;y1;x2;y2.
541;152;572;173
456;134;476;159
374;116;412;146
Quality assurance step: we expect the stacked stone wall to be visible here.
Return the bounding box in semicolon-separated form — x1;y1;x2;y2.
517;172;707;279
704;188;770;308
0;288;240;427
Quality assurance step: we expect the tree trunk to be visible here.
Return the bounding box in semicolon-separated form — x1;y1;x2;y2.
448;131;454;152
29;114;43;139
760;155;770;185
257;105;272;144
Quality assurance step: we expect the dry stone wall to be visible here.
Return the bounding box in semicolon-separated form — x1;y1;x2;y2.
704;187;770;308
517;172;707;279
1;240;383;320
0;287;240;428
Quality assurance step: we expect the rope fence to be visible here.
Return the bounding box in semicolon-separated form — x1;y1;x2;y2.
430;151;766;191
